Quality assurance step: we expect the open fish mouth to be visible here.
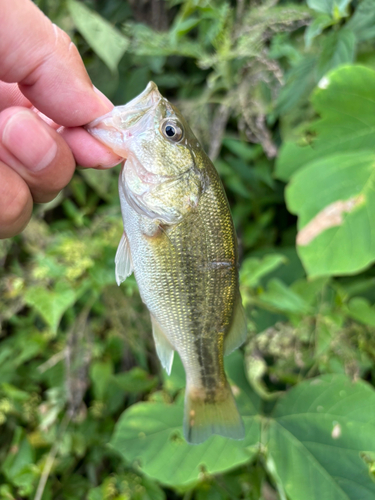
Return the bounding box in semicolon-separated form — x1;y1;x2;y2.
85;82;162;158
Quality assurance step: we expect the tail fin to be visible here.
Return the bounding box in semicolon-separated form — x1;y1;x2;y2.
183;383;245;445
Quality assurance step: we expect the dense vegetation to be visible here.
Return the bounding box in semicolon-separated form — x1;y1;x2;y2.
2;0;375;498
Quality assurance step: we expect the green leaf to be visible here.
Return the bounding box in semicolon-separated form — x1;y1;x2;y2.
347;0;375;42
68;0;129;72
286;151;375;277
172;17;201;38
316;28;355;77
275;141;308;182
24;282;76;332
111;352;261;487
277;65;375;277
111;402;258;486
240;254;287;288
2;428;35;485
88;473;166;500
307;0;350;17
90;361;113;400
276;65;375;181
345;297;375;326
278;28;355;118
268;375;375;500
276;55;317;115
304;14;333;48
290;276;328;306
113;367;158;394
259;278;311;315
162;351;186;394
222;139;263;162
2;383;29;403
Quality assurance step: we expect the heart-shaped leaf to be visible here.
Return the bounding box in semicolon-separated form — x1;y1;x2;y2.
267;375;375;500
111;351;261;487
277;66;375;277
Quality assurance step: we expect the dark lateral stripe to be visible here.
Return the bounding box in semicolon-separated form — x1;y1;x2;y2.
194;336;223;402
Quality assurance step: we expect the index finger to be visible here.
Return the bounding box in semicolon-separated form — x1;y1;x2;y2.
0;0;111;127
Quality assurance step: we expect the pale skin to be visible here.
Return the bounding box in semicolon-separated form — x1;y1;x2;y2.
0;0;122;238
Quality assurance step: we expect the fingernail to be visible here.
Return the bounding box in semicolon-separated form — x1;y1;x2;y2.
93;86;114;111
2;111;57;172
98;158;122;169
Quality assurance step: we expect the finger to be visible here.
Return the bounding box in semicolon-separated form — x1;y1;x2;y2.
0;0;112;126
0;84;121;168
59;127;121;168
0;82;61;130
0;107;76;203
0;161;32;238
0;81;32;111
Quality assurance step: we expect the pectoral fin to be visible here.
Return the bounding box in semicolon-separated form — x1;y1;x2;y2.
115;232;133;286
150;315;174;375
224;294;247;355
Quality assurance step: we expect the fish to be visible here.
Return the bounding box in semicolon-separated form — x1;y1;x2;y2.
86;82;247;444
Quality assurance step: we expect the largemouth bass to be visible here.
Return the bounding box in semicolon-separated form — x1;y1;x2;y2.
87;82;247;444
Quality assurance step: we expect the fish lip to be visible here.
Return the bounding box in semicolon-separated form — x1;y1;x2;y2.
85;81;162;155
117;81;161;111
87;81;162;129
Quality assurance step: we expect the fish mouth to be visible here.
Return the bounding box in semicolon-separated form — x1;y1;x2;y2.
85;81;162;158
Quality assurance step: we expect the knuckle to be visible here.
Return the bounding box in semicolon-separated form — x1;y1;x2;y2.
52;23;72;50
20;24;76;86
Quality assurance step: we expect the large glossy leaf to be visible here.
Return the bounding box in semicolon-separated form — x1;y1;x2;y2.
276;66;375;277
276;65;375;182
111;351;261;487
276;28;354;117
286;150;375;277
267;375;375;500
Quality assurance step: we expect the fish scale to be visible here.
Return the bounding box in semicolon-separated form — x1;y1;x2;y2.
87;81;247;444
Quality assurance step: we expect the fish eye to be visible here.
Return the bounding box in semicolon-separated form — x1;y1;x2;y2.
161;120;184;142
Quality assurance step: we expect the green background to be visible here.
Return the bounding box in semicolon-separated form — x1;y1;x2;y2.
2;0;375;498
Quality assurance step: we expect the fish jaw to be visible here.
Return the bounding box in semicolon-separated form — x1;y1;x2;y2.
85;81;162;158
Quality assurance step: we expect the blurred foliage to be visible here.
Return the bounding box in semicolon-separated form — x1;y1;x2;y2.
3;0;375;498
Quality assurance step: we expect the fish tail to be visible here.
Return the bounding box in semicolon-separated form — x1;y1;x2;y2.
183;383;245;445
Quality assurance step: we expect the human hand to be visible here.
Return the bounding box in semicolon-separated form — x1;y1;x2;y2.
0;0;121;238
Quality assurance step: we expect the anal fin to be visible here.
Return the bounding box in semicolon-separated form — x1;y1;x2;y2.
115;232;133;285
150;315;174;375
224;293;247;355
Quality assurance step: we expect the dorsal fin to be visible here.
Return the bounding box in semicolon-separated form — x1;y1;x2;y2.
224;293;247;355
115;232;133;285
150;314;174;375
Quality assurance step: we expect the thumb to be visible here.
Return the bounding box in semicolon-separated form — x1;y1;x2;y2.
0;107;76;203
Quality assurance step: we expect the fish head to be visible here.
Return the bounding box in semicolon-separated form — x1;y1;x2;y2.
87;82;204;223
